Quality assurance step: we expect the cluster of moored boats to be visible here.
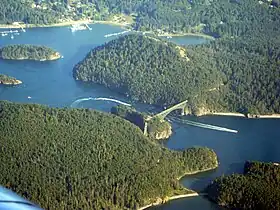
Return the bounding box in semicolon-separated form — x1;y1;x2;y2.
0;28;26;39
70;23;92;32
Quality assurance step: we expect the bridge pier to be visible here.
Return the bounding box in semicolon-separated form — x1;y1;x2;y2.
181;108;184;116
144;121;148;136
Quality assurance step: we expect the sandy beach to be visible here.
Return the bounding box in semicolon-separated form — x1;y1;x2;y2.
138;165;217;210
0;19;131;29
210;112;280;119
138;193;208;210
211;112;246;117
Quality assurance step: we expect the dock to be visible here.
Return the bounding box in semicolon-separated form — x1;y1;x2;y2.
84;23;92;31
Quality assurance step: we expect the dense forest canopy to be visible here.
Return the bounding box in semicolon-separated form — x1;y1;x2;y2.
0;0;63;24
0;45;60;61
74;33;280;114
0;101;218;209
74;34;223;106
207;161;280;209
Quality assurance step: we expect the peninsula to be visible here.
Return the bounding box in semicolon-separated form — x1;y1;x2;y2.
0;101;218;210
0;74;22;85
0;45;61;61
207;161;280;209
74;31;280;116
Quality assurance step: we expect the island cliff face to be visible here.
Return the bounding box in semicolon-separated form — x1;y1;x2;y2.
147;117;172;140
0;74;22;85
111;105;172;140
0;45;61;61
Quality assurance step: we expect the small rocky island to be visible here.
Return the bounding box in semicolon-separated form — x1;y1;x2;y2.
0;44;61;61
0;74;22;85
111;105;172;140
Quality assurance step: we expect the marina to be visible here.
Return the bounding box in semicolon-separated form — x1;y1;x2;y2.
0;27;26;39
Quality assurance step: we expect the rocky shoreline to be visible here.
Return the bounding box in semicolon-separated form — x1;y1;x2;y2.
183;106;280;119
0;74;22;85
138;159;218;210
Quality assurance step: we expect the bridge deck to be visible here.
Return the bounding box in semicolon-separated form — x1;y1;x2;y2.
153;99;188;119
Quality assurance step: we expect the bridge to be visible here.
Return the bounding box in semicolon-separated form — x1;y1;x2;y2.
144;99;189;136
153;99;189;120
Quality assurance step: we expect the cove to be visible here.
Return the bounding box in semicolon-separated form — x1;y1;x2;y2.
0;24;279;210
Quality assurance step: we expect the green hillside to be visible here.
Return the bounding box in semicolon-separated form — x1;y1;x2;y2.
74;34;222;106
74;33;280;114
0;101;218;209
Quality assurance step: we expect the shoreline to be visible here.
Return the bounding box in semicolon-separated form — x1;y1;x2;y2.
138;193;207;210
0;19;130;29
0;20;93;29
205;112;280;119
138;166;217;210
0;20;213;40
177;167;217;180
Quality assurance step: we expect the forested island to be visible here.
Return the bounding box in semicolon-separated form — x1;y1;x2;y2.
0;45;61;61
0;101;218;209
111;105;172;140
207;161;280;209
0;74;22;85
74;32;280;115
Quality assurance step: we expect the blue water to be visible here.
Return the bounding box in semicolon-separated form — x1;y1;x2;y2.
0;24;279;210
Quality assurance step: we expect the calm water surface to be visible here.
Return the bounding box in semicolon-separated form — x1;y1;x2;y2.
0;25;279;210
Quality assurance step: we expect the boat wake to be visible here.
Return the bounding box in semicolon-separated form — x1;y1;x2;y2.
104;30;130;38
168;116;238;133
71;97;131;108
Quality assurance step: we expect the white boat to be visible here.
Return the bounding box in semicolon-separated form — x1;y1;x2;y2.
27;96;32;99
10;35;14;39
15;33;20;35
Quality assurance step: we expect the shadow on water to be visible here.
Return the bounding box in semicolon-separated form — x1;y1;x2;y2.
179;162;244;192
